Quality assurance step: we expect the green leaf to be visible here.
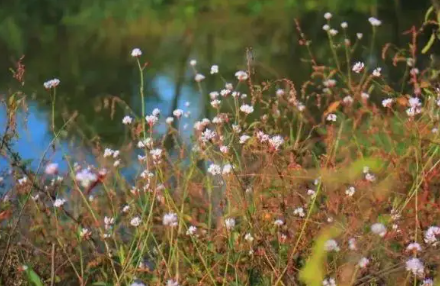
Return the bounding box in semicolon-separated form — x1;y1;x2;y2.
299;227;342;286
422;32;436;54
92;282;111;286
24;266;43;286
119;245;126;265
424;6;434;22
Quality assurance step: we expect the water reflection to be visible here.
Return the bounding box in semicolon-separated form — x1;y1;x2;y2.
0;74;201;173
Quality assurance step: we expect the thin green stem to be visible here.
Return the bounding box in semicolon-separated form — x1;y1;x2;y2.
137;59;146;139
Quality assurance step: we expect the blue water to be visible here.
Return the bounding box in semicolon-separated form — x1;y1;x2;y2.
0;74;202;186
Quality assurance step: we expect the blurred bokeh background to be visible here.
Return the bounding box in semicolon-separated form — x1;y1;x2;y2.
0;0;433;166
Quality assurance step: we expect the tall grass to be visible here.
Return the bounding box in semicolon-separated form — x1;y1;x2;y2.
1;7;440;286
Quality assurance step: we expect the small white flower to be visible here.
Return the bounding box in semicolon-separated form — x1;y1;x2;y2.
152;108;161;116
324;239;340;252
343;95;354;105
257;131;269;142
104;216;115;228
245;233;254;242
406;242;422;252
195;74;205;82
209;91;219;99
166;279;179;286
225;83;233;90
410;68;419;76
122;116;133;125
104;148;114;158
222;164;233;175
409;97;421;108
348;238;357;250
163;212;178;227
421;279;434;286
307;189;316;197
220;146;229;154
361;92;370;100
189;59;197;66
371;223;387;237
424;226;440;244
207;164;221;175
382;98;394;108
324;12;332;20
276;89;285;97
345;186;356;197
138;138;154;149
294;207;305;217
407;107;422;117
232;124;241;133
75;169;97;188
220;89;231;97
200;128;216;142
323;79;336;87
145;115;158;126
173;109;183;118
352;62;365;73
368;17;382;27
79;228;91;238
186;225;197;236
150;148;163;162
372;67;382;77
232;91;240;98
239;135;251;144
358;257;370;268
341;22;348;28
53;198;66;208
274;219;284;226
45;163;58;175
225;218;235;230
210;65;219;74
326;113;337;122
166;117;174;124
329;29;338;36
212;116;223;124
314;177;321;185
131;48;142;57
322;278;336;286
130;216;142;227
323;24;330;31
122;205;130;213
406;257;424;277
269;135;284;151
130;281;146;286
235;71;248;81
43;78;60;89
356;33;363;39
210;99;221;108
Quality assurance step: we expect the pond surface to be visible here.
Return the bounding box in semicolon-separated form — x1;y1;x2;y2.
0;0;432;171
